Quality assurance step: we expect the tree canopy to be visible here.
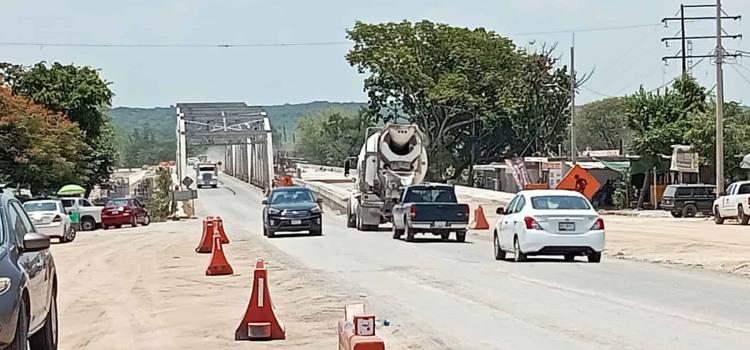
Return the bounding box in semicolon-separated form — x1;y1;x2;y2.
295;108;374;166
346;20;570;181
576;97;629;151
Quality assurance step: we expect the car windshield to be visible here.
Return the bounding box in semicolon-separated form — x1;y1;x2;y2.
23;202;58;212
663;186;677;197
199;166;216;172
531;195;591;210
404;187;456;202
106;199;130;207
270;189;314;204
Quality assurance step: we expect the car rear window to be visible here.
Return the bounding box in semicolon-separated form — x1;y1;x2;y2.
61;199;75;208
23;202;58;212
531;195;591;210
106;199;130;207
404;187;457;203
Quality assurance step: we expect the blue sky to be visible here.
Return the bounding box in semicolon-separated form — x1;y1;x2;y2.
3;0;750;107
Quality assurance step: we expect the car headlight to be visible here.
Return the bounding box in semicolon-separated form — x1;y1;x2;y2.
0;278;11;295
268;208;281;215
310;206;321;214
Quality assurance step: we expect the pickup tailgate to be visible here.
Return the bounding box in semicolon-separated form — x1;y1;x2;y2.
411;203;469;223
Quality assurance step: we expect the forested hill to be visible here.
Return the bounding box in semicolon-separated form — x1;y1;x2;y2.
108;101;365;167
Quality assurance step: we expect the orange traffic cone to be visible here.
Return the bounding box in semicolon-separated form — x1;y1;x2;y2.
195;219;214;253
235;259;286;341
206;234;233;276
470;206;490;230
214;217;230;244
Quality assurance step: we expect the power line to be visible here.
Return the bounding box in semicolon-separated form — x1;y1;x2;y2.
729;63;750;86
580;85;617;98
0;23;669;49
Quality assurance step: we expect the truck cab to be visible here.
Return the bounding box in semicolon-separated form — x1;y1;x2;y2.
196;163;219;188
713;180;750;225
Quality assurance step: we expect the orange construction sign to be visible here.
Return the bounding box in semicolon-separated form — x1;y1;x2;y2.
556;164;601;200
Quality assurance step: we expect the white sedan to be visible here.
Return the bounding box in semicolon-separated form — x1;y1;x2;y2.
23;199;77;243
492;190;604;263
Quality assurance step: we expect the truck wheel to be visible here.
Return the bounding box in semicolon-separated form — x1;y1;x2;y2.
81;217;96;231
405;227;415;242
588;252;602;263
682;204;697;218
670;211;683;218
346;203;356;228
714;206;725;225
739;206;749;225
440;232;450;241
456;230;467;243
392;225;403;239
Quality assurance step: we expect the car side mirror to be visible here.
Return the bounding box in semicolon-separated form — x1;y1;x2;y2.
23;232;50;252
344;160;350;177
496;207;505;215
261;199;269;205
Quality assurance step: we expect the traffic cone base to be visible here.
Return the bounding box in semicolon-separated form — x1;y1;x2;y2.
470;205;490;230
195;219;214;253
206;235;233;276
337;304;385;350
235;259;285;341
214;216;230;244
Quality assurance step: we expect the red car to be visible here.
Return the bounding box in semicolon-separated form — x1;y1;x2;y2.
101;198;151;229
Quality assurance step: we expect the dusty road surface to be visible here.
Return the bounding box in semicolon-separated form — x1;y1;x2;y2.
52;174;750;349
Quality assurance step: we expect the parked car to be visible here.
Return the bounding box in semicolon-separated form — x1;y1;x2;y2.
391;183;470;242
262;187;322;237
61;197;103;231
493;190;605;263
660;184;715;218
101;198;151;229
713;180;750;225
0;188;59;349
22;200;76;243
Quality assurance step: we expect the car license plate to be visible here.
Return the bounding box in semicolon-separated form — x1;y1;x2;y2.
559;222;575;231
434;221;447;228
291;219;302;225
112;211;120;215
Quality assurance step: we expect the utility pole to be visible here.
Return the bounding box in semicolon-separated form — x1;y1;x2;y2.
661;1;741;193
716;0;725;192
569;35;576;164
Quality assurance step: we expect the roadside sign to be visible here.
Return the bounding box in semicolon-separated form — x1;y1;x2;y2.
172;190;198;201
556;164;600;200
182;177;194;188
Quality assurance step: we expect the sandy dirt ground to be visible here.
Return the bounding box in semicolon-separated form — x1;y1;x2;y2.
51;219;405;350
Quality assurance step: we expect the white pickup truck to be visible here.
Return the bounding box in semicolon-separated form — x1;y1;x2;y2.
61;197;104;231
713;180;750;225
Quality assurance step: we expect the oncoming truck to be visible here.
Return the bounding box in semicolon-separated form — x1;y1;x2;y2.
196;163;219;188
344;124;428;231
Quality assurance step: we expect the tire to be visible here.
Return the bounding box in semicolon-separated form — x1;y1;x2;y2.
346;206;356;228
262;225;268;236
29;290;58;350
212;184;218;188
670;211;683;218
456;230;466;243
588;252;602;263
311;224;323;236
739;206;749;225
114;225;122;229
142;215;151;226
80;218;96;231
392;225;404;240
440;232;450;241
267;228;275;238
513;237;527;262
63;226;76;243
714;206;725;225
130;216;138;228
9;298;29;350
405;227;415;242
564;254;576;262
102;224;109;230
682;204;697;218
493;232;506;261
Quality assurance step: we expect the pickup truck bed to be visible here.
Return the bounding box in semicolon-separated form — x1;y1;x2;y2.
391;184;470;242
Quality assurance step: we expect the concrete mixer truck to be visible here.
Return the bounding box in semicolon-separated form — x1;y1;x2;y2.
343;124;429;231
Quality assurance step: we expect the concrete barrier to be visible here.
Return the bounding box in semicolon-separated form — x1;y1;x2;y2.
296;179;349;214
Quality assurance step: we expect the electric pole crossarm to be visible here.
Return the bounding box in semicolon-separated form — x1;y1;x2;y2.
662;54;741;61
662;15;740;22
662;35;741;41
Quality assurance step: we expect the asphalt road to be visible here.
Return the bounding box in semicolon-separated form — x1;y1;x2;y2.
205;175;750;349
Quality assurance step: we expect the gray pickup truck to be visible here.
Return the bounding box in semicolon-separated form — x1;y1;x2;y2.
391;183;470;242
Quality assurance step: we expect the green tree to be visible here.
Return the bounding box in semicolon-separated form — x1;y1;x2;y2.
0;87;87;194
1;62;115;193
576;97;629;151
295;108;374;166
346;20;570;181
